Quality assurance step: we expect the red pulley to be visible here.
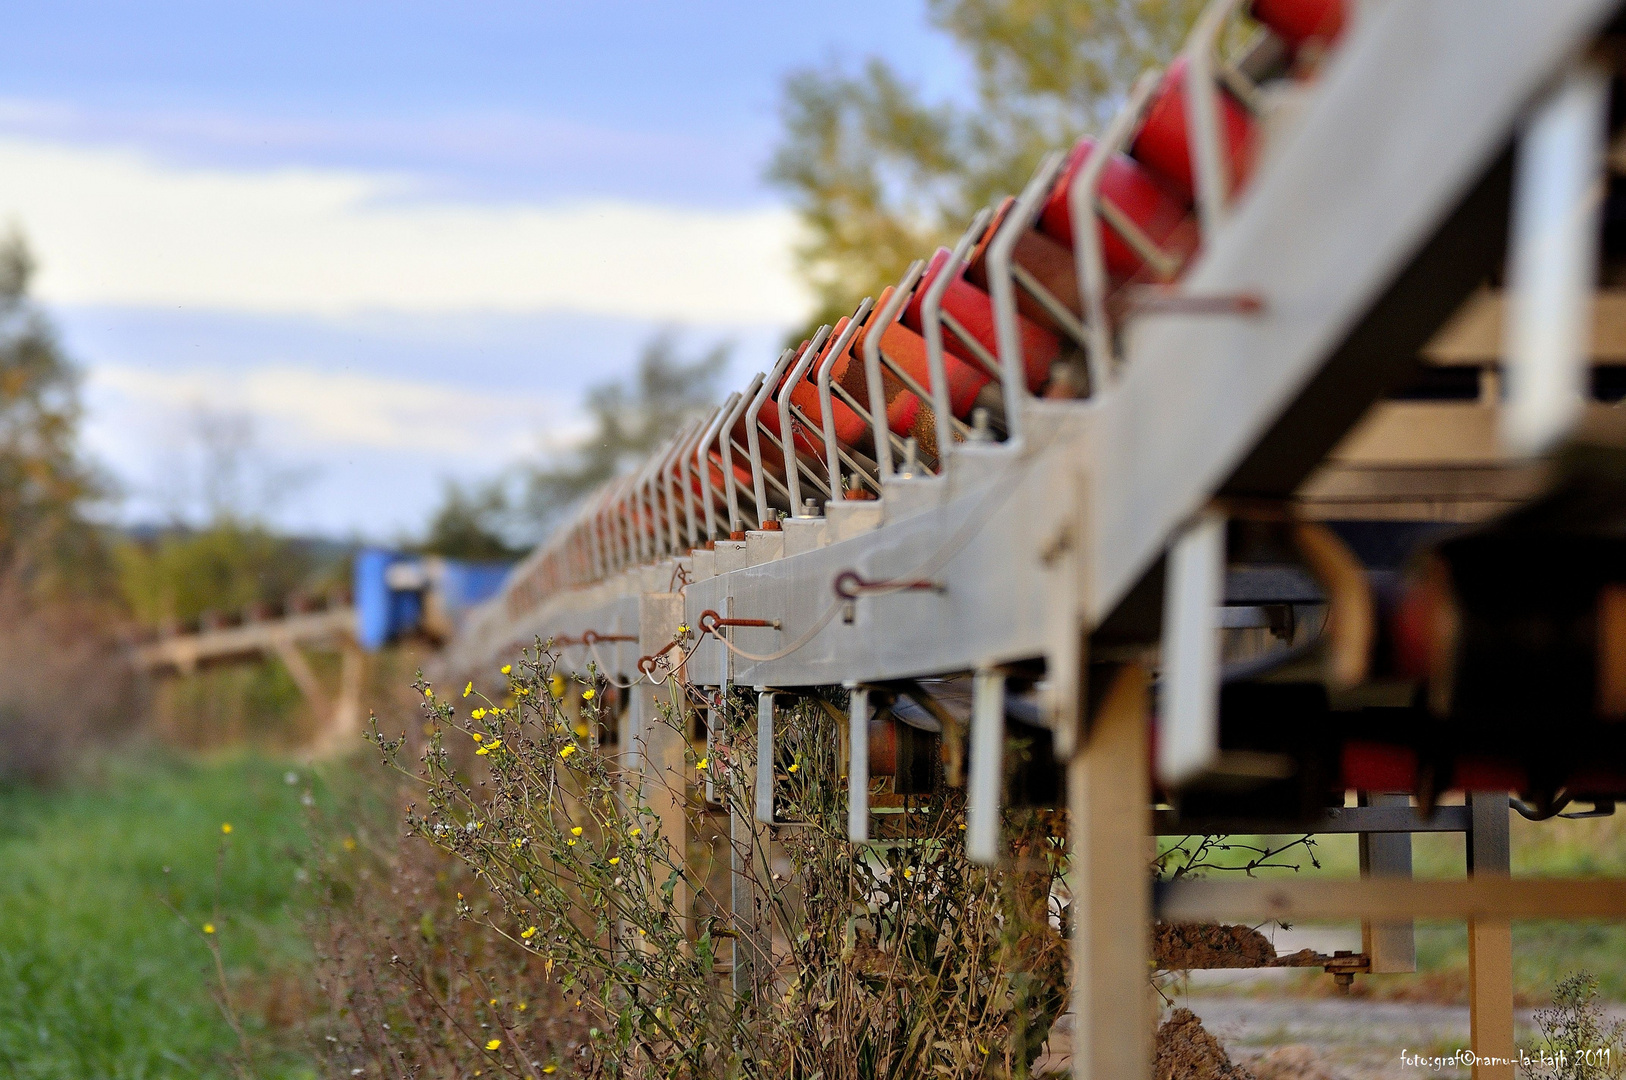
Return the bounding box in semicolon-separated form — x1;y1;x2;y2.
1038;136;1199;285
1130;56;1256;202
1250;0;1344;52
902;247;1060;393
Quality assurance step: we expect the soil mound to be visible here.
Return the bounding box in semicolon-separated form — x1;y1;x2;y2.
1155;1007;1255;1080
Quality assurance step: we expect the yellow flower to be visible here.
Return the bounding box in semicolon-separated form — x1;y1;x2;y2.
559;745;577;759
202;923;215;934
677;624;690;635
608;857;620;865
543;1066;557;1075
570;826;583;836
903;867;914;880
638;928;646;936
628;827;641;837
582;688;596;701
220;823;232;834
486;739;502;751
489;997;497;1006
521;926;538;939
343;837;357;851
476;747;489;756
501;665;512;675
787;763;799;774
550;674;565;698
486;1038;502;1051
472;732;483;742
471;708;486;720
518;1002;527;1011
567;839;577;846
463;682;473;698
424;687;434;699
696;757;708;770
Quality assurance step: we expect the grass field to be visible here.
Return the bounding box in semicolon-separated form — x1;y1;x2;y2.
7;745;1626;1076
0;749;347;1079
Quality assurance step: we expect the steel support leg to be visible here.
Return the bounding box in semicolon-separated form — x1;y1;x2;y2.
1069;664;1153;1080
1158;512;1226;789
1502;62;1608;457
1359;792;1417;972
1468;791;1514;1080
968;668;1006;865
755;690;775;824
730;750;758;998
847;684;870;843
638;592;690;940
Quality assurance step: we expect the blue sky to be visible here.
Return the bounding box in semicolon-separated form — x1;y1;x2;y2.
0;2;970;540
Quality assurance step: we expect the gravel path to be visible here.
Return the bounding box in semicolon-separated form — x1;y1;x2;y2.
1179;996;1487;1079
1036;995;1596;1078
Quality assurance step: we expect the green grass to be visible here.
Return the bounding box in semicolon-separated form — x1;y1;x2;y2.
1170;808;1626;1001
0;749;336;1079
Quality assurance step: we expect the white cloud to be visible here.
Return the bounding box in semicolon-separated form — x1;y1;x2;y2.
0;135;812;323
90;364;589;461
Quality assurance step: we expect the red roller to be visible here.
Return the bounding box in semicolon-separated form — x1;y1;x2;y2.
1251;0;1344;52
843;287;991;453
902;247;1060;393
967;226;1082;333
786;316;871;451
1130;56;1256;202
1038;136;1199;284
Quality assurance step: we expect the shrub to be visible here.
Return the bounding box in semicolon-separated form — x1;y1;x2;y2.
371;644;1070;1078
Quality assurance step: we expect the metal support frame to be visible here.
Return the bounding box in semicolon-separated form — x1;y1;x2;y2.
777;327;832;515
755;689;776;824
731;690;759;997
986;149;1066;430
697;392;739;542
1158;510;1226;788
1468;791;1514;1080
1359;793;1417;973
921;208;995;464
721;375;764;533
967;667;1006;865
818;299;874;502
746;350;796;526
1069;665;1153;1080
863;261;924;481
1502;62;1608;457
847;684;871;843
637;592;691;944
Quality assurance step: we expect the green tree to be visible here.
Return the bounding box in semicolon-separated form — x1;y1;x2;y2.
768;0;1204;329
115;523;317;628
0;229;106;594
421;478;524;561
517;333;728;537
417;334;727;553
